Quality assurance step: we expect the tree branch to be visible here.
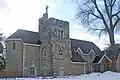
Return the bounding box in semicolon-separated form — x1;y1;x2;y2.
113;16;120;27
112;0;117;6
104;0;110;18
91;28;105;31
93;0;109;31
112;11;120;17
87;6;102;19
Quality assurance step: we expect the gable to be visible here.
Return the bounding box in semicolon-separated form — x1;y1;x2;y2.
7;29;41;44
98;54;112;64
70;38;100;55
70;38;101;63
88;49;96;62
71;47;86;62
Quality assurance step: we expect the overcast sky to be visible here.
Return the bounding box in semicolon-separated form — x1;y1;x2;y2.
0;0;120;50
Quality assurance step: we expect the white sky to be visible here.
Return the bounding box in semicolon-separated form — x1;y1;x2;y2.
0;0;120;50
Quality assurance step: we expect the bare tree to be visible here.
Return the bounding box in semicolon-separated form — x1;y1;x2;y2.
74;0;120;47
0;33;5;71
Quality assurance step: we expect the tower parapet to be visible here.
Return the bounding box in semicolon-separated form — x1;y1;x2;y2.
48;17;69;27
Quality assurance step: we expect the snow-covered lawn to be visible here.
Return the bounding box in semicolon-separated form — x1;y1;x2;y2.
0;71;120;80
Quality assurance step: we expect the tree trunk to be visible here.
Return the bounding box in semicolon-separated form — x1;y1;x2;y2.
108;28;115;47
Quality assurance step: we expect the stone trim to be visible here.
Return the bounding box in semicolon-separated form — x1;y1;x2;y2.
98;54;112;64
88;49;97;56
74;47;88;55
71;61;87;64
93;63;98;65
6;38;24;43
74;47;96;56
23;43;40;46
6;38;40;46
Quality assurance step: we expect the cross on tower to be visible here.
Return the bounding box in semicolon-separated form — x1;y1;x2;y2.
46;5;48;13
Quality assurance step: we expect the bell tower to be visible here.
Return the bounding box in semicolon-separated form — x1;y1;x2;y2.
38;6;71;76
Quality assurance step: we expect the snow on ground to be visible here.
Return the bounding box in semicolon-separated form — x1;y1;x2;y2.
0;71;120;80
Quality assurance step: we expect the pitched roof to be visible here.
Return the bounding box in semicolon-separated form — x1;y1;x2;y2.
93;51;104;63
93;49;120;63
71;51;86;62
70;38;100;55
70;38;101;62
7;29;40;44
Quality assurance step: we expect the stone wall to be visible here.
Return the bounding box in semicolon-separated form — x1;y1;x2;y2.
23;44;40;76
93;63;100;72
116;54;120;72
6;39;23;77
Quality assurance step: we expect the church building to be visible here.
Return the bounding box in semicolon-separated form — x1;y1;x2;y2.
5;6;120;77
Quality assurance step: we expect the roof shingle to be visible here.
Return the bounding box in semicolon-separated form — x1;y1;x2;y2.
7;29;40;44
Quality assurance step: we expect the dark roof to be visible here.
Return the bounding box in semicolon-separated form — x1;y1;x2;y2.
70;38;101;62
93;51;104;63
71;51;86;62
70;38;100;55
93;49;120;63
7;29;40;44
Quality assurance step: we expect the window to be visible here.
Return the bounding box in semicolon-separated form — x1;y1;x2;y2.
59;47;63;55
39;46;40;52
30;66;36;76
58;30;61;37
61;30;64;38
13;42;16;50
57;29;64;38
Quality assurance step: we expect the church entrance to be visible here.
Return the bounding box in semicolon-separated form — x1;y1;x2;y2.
30;66;36;76
103;59;111;71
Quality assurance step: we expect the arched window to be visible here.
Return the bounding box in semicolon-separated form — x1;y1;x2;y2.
30;64;36;76
59;47;63;55
13;42;16;50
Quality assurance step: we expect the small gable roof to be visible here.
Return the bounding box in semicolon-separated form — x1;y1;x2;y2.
93;49;120;63
98;54;112;64
7;29;40;44
71;51;86;62
93;51;104;63
70;38;101;62
70;38;100;55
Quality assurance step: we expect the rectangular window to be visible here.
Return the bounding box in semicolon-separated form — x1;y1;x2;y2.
39;46;40;52
58;30;60;37
61;30;64;38
13;42;16;50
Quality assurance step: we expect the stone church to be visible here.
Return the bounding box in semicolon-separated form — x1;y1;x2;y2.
5;6;120;77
